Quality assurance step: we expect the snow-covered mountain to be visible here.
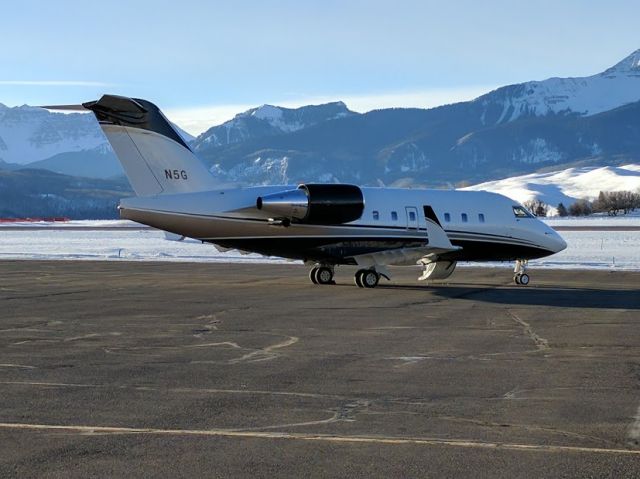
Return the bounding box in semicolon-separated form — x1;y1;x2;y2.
464;164;640;211
0;103;195;177
475;49;640;124
2;49;640;189
0;105;106;165
195;49;640;186
192;101;356;150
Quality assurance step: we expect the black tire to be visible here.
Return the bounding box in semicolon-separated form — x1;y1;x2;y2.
316;266;334;285
514;274;521;285
354;269;365;288
309;267;319;284
362;270;379;288
519;273;530;286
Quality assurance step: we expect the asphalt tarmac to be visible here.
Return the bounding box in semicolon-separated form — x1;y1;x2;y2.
1;261;639;478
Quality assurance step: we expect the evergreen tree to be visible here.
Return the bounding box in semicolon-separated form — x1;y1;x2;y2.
557;203;568;217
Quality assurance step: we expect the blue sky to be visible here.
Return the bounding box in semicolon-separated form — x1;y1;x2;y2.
1;0;638;134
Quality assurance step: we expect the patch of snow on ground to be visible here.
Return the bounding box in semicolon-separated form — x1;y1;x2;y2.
0;229;293;264
0;227;638;271
545;212;640;227
0;220;142;228
530;230;640;270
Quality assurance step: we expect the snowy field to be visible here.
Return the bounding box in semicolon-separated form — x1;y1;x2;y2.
524;230;640;270
1;225;639;271
544;214;640;228
0;229;290;264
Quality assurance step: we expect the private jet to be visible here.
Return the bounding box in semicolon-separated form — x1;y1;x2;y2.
44;95;567;288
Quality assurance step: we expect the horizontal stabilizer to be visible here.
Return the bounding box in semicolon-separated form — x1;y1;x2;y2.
39;104;89;111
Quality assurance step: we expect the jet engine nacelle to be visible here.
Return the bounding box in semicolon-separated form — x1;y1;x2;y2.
256;184;364;225
421;260;457;280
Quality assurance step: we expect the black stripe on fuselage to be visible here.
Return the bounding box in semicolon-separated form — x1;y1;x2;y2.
206;237;553;264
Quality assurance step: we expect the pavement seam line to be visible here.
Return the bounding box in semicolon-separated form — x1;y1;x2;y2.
229;335;299;364
1;422;639;456
628;404;640;445
508;310;549;351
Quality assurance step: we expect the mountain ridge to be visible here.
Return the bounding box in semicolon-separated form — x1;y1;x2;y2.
1;49;640;188
192;101;356;150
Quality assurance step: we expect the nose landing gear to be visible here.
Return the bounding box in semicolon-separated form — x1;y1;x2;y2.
513;259;530;286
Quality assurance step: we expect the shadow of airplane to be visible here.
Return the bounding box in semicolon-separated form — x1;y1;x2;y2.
378;283;640;310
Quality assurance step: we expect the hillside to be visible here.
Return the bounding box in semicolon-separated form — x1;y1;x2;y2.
464;164;640;211
0;168;132;219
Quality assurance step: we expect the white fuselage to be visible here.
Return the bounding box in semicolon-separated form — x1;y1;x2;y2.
118;186;566;264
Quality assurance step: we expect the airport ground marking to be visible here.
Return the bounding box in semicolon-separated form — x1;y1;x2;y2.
0;380;350;400
628;404;640;446
229;335;299;363
1;422;639;456
507;310;549;351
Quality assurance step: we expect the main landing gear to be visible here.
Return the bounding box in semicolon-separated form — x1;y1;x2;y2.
513;259;530;286
354;269;380;288
307;264;387;288
309;265;335;285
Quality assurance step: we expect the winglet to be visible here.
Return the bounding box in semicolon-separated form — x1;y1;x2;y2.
424;218;456;250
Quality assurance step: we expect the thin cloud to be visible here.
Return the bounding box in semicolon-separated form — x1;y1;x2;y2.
166;103;255;137
0;80;113;87
167;85;497;136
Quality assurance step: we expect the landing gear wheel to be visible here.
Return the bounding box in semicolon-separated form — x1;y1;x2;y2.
354;269;365;288
309;267;319;284
362;270;380;288
513;259;530;286
315;266;334;285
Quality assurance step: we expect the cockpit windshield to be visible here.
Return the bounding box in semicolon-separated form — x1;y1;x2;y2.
513;206;534;218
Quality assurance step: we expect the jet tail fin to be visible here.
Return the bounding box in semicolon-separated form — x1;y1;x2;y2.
83;95;217;196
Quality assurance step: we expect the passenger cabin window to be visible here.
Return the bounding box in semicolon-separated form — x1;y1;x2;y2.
478;213;485;223
372;211;379;220
513;206;533;218
409;211;416;221
444;213;451;222
461;213;468;223
391;211;398;221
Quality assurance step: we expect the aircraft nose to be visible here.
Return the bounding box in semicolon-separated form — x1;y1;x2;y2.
546;229;567;253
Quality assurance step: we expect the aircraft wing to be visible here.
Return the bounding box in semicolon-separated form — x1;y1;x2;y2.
348;218;460;269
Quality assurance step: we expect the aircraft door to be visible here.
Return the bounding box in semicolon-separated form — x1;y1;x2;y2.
405;206;419;230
